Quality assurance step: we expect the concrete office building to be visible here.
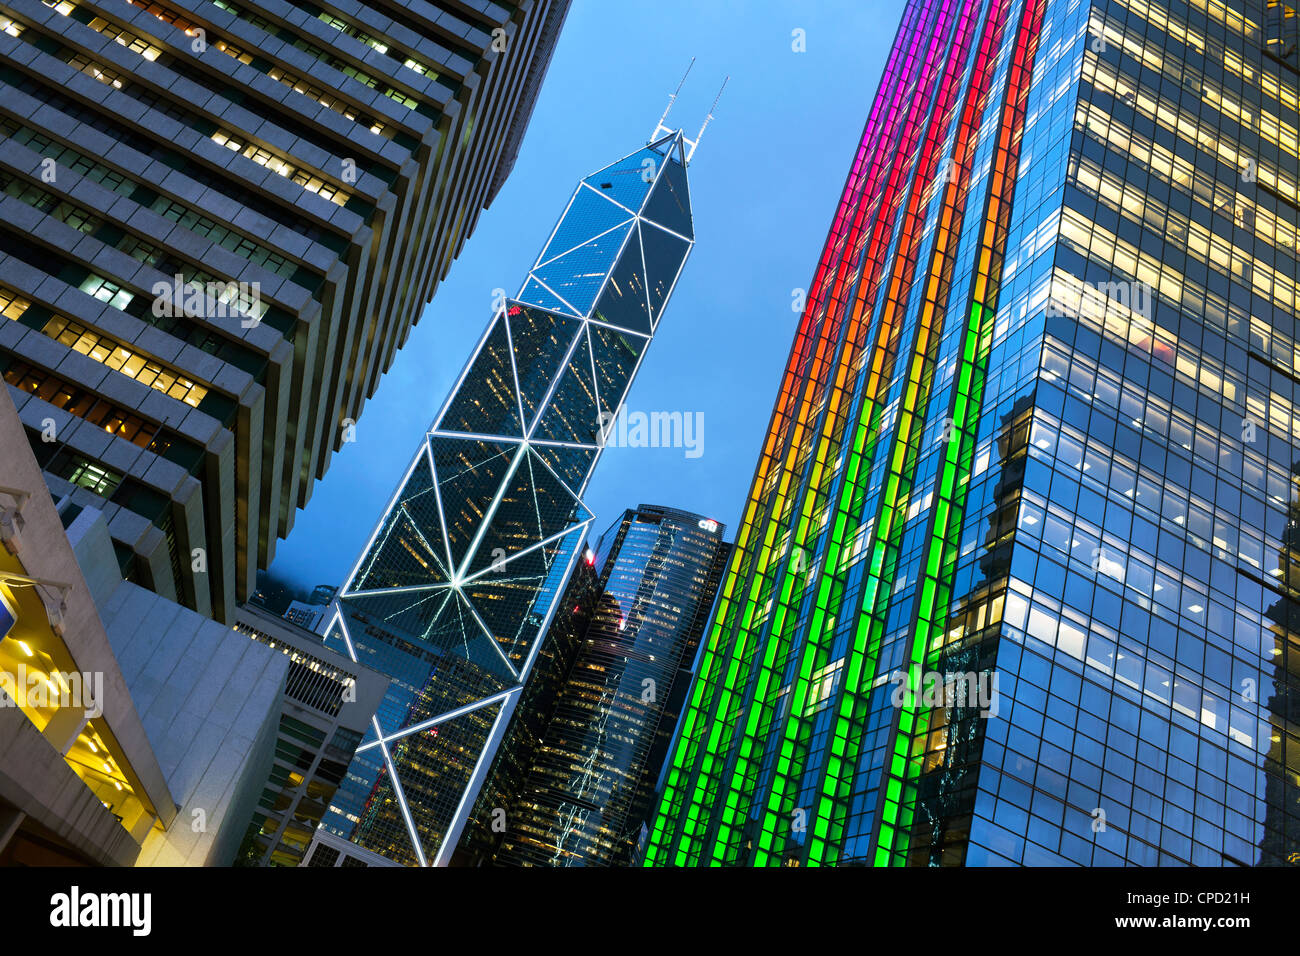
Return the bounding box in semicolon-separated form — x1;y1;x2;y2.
1;381;173;865
231;601;389;867
86;519;288;866
0;0;572;623
282;602;330;633
0;382;283;866
300;822;397;866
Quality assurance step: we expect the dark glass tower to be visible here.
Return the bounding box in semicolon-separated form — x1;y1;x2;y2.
649;0;1300;867
451;547;603;866
320;130;696;866
462;504;729;866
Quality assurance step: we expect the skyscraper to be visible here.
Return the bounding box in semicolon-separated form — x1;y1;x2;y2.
462;504;730;866
229;603;390;867
1;379;291;867
649;0;1300;867
320;125;698;866
450;541;600;866
0;0;571;621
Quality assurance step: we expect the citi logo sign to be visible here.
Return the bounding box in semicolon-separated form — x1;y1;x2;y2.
50;886;151;936
697;519;719;533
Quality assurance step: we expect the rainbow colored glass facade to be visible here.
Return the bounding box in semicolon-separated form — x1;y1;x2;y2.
648;0;1300;866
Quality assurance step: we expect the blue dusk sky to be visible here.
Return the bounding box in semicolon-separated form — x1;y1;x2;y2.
269;0;899;593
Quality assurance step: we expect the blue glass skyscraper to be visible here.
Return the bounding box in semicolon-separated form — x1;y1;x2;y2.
649;0;1300;869
318;127;696;866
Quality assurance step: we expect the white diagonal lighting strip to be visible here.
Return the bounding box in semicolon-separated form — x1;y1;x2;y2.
357;689;518;751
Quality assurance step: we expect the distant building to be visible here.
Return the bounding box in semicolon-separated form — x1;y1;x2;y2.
463;505;730;866
282;603;328;635
308;585;338;606
230;603;389;867
453;547;602;865
248;573;298;617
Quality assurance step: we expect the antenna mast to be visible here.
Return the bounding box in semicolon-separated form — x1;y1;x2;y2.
685;76;728;163
650;58;695;142
649;61;726;165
